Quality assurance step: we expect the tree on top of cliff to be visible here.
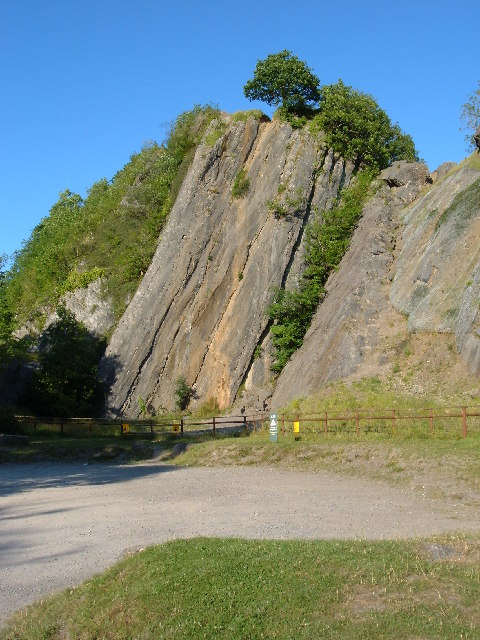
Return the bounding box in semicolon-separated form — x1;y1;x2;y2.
243;50;321;113
311;80;418;170
460;81;480;151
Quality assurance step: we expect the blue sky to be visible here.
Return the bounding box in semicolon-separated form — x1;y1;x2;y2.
1;0;479;263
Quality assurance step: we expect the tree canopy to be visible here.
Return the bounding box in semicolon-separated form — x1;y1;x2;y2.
311;80;418;170
243;50;321;113
23;306;106;417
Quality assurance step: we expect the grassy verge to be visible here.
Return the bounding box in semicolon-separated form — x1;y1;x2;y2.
0;434;157;464
2;536;480;639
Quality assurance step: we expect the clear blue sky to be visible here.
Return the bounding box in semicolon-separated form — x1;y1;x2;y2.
1;0;479;263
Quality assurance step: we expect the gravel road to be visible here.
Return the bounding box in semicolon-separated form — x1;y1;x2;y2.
1;460;479;626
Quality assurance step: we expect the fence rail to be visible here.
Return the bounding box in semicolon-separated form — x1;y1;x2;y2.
13;405;480;439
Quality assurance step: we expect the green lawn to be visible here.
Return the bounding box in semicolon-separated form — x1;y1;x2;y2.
2;537;480;639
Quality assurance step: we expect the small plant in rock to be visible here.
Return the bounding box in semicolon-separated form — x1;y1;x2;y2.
174;376;194;411
232;170;250;199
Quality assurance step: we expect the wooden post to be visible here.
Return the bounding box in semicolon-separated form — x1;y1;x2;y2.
89;419;92;433
324;412;328;434
355;410;360;436
180;418;184;436
212;416;216;438
392;409;396;434
462;406;467;438
281;414;285;438
429;408;434;435
243;415;247;433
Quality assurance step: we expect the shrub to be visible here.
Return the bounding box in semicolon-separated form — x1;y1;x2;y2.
268;171;374;372
174;376;194;411
231;170;250;199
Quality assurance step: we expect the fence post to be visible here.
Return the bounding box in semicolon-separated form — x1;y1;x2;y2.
180;418;184;436
89;419;92;433
462;406;467;438
60;422;64;434
356;410;360;436
429;409;434;435
281;414;285;438
324;412;328;434
212;416;216;438
243;415;247;433
150;420;154;435
392;409;396;433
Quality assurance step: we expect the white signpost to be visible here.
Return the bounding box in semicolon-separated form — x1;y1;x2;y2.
269;413;278;443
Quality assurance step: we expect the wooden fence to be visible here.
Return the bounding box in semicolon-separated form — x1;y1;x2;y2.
13;405;480;439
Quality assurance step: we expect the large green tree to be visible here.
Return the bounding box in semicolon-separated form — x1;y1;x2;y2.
24;307;106;417
312;80;418;170
243;50;321;113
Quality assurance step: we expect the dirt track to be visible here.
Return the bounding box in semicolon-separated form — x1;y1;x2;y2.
1;460;479;625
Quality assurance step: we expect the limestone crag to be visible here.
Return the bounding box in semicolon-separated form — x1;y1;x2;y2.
271;162;432;407
102;116;353;416
391;163;480;374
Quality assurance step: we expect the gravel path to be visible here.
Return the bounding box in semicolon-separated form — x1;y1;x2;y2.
1;461;479;625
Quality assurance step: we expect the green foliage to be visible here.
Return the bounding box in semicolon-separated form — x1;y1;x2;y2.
204;118;226;146
311;80;418;170
60;267;105;295
0;256;13;345
244;50;321;113
174;376;194;411
268;171;374;372
23;306;106;417
231;169;250;199
232;109;264;123
460;80;480;150
5;105;221;327
266;185;304;219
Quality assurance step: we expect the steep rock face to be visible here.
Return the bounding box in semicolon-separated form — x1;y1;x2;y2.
272;162;432;407
391;162;480;374
273;158;480;407
103;116;352;416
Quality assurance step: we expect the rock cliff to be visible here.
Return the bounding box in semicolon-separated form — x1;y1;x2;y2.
102;113;480;416
272;158;480;407
102;115;353;415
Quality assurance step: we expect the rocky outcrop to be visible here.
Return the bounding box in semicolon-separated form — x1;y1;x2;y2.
474;125;480;152
272;162;432;407
102;115;354;416
14;279;114;340
391;161;480;375
102;109;480;416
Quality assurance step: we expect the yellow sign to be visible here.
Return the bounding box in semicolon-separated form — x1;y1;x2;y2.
173;423;180;433
122;423;130;433
293;421;300;433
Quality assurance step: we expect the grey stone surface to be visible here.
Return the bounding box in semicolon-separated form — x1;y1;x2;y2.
47;278;114;336
272;163;431;407
102;117;352;416
391;166;480;374
430;161;456;182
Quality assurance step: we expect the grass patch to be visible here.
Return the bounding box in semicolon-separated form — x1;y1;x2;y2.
0;433;156;464
232;109;264;123
3;536;480;639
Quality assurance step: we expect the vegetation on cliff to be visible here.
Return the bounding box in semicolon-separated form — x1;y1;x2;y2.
268;171;375;372
460;80;480;150
4;105;221;330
